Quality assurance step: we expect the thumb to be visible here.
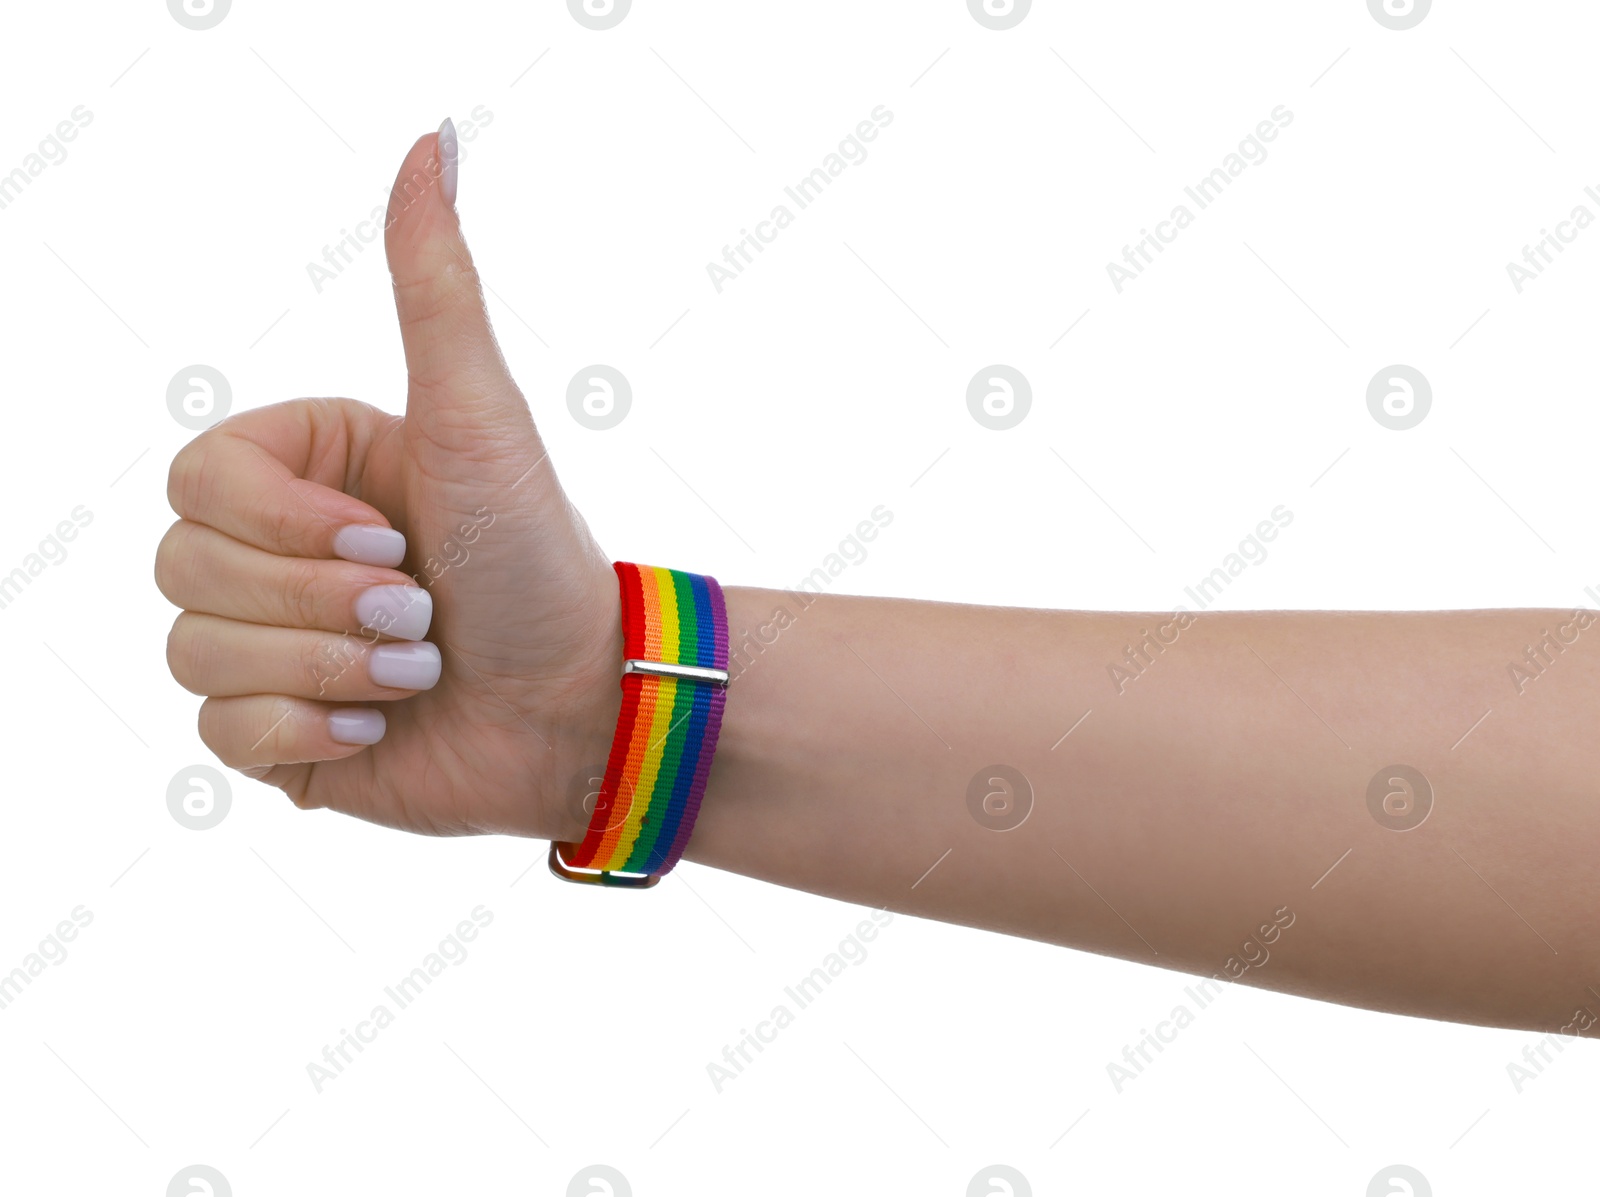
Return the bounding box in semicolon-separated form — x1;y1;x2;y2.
384;119;534;457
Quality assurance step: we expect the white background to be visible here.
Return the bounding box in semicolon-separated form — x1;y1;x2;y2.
1;0;1597;1193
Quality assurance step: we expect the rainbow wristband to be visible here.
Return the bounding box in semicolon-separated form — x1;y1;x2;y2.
548;562;729;888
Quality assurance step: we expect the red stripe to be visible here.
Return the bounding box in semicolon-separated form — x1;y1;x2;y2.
620;561;647;658
568;563;646;867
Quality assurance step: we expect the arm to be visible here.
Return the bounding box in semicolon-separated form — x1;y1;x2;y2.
158;121;1597;1043
628;594;1599;1035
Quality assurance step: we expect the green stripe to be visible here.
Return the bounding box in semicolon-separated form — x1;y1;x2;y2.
671;568;698;665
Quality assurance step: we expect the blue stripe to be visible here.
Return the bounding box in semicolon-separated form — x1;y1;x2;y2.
687;572;716;668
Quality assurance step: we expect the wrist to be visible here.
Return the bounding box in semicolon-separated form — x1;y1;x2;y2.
553;685;625;845
537;588;626;845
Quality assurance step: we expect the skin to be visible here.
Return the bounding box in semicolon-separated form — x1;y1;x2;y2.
158;127;1600;1039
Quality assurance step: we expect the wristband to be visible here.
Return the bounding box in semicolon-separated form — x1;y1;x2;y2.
548;562;729;887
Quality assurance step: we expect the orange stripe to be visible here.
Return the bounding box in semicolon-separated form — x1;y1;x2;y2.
639;563;666;660
593;673;660;864
613;675;680;860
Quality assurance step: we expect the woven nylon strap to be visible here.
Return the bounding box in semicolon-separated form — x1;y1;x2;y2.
556;562;728;879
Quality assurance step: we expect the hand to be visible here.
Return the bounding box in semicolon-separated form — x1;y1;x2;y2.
156;122;615;843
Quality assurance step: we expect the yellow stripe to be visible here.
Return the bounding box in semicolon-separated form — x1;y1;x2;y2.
651;565;681;658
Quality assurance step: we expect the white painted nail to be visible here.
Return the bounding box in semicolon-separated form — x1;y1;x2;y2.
438;118;459;209
369;641;443;691
355;585;433;641
333;525;406;568
329;708;386;745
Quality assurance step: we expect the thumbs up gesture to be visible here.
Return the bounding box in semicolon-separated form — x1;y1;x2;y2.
157;121;618;842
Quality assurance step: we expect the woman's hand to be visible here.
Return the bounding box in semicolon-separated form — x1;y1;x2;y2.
156;122;614;843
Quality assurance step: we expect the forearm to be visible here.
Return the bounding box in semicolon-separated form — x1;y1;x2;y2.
633;590;1600;1034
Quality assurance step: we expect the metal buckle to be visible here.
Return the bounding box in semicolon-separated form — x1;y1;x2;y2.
547;841;660;888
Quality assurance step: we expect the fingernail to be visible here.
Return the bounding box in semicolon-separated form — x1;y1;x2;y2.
329;708;387;745
369;641;443;690
438;118;459;209
239;765;273;779
356;585;433;641
333;525;406;568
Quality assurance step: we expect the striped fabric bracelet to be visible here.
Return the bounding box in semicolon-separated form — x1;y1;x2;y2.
548;562;730;887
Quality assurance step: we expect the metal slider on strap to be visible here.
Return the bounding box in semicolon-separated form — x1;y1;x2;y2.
622;658;730;688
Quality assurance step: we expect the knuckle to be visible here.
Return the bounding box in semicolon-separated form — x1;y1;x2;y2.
195;699;228;761
200;696;296;772
168;430;238;523
393;263;480;329
195;696;251;766
281;557;324;628
153;520;214;610
152;520;189;604
263;494;309;557
166;436;207;518
166;612;203;694
302;633;358;699
261;696;299;758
